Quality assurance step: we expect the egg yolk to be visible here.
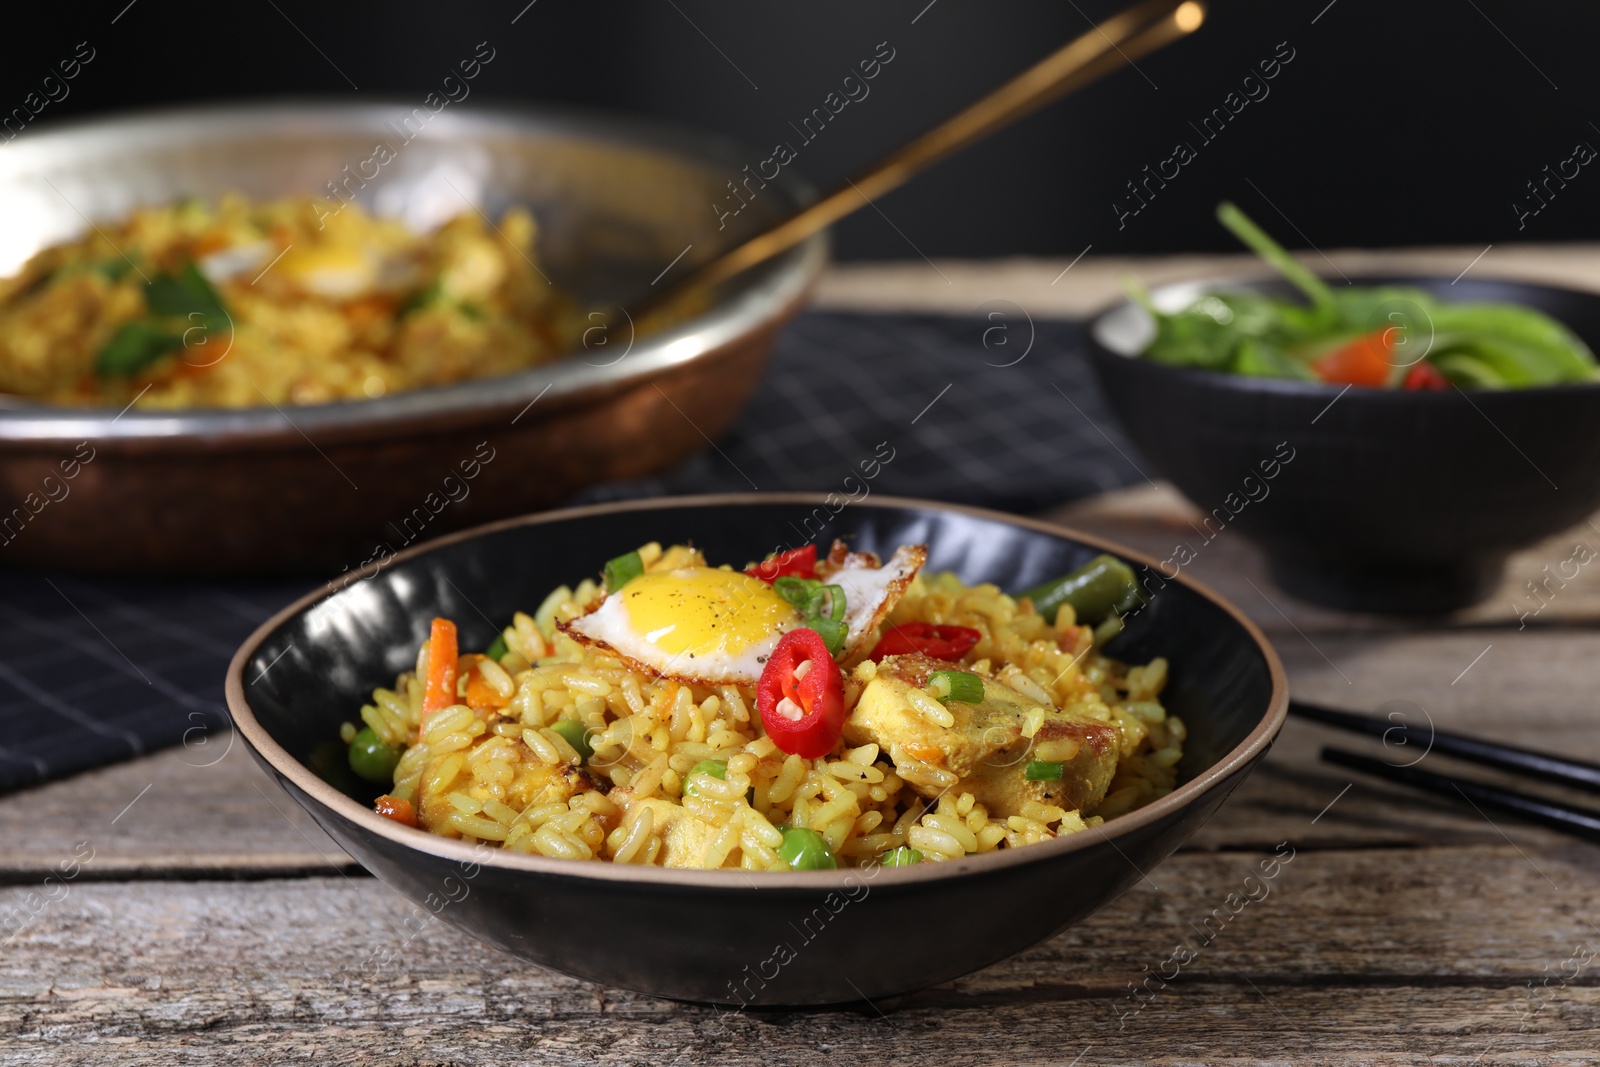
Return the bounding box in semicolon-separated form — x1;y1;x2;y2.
279;245;376;298
620;568;798;659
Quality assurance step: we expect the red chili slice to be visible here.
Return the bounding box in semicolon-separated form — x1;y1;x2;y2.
746;544;817;584
868;621;982;663
757;628;844;759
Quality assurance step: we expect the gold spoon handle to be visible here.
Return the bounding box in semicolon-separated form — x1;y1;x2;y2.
653;0;1205;307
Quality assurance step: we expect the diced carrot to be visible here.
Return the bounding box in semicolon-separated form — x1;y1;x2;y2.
374;795;417;827
422;617;459;720
460;653;511;710
1312;329;1394;388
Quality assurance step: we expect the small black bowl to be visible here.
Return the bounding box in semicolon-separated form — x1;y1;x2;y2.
1086;275;1600;614
226;494;1285;1006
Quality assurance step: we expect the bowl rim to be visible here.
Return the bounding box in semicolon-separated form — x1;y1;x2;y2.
1086;271;1600;399
0;99;827;441
225;492;1290;889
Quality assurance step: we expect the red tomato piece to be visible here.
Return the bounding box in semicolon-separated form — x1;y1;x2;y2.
757;628;845;759
1312;329;1394;388
746;544;818;584
1403;362;1450;391
867;621;982;663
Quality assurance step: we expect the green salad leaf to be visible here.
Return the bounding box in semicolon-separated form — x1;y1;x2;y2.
1132;204;1598;389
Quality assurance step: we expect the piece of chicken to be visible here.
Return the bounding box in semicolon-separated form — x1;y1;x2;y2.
621;797;721;868
842;653;1121;817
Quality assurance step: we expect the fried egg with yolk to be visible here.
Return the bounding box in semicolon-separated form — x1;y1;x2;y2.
560;544;927;686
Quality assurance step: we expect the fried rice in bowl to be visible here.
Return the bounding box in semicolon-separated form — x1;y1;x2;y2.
226;495;1286;1005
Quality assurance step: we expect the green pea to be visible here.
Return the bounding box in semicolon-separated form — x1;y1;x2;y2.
348;726;403;784
549;718;593;762
881;846;923;867
683;759;728;797
777;826;837;871
484;633;508;661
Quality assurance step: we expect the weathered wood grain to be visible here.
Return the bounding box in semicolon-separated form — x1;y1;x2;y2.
0;737;355;882
3;846;1596;1065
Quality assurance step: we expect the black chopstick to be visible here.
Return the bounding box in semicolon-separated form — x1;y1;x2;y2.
1291;700;1600;794
1321;747;1600;845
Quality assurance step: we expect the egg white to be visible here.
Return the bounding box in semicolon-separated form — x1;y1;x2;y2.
828;544;928;662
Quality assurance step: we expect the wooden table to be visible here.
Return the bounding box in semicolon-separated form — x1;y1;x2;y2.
6;253;1600;1065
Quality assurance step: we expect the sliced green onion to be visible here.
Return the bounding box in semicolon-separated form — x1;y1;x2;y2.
604;550;644;592
684;758;728;797
928;669;984;705
776;577;848;656
881;846;923;867
548;718;593;762
1025;760;1064;782
808;618;847;657
484;633;509;661
807;584;846;623
773;575;819;610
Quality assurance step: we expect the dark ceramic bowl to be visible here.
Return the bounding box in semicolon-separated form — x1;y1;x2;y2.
226;494;1286;1006
0;103;823;577
1087;275;1600;613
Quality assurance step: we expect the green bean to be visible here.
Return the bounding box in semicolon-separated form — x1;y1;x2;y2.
1022;554;1144;626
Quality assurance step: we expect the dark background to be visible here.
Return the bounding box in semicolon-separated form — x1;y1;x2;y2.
5;0;1596;260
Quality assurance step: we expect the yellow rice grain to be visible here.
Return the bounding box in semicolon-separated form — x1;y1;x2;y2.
360;557;1183;870
906;688;957;729
477;658;515;699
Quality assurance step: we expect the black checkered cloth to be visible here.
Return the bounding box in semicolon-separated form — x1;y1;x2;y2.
0;312;1143;794
574;312;1141;511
